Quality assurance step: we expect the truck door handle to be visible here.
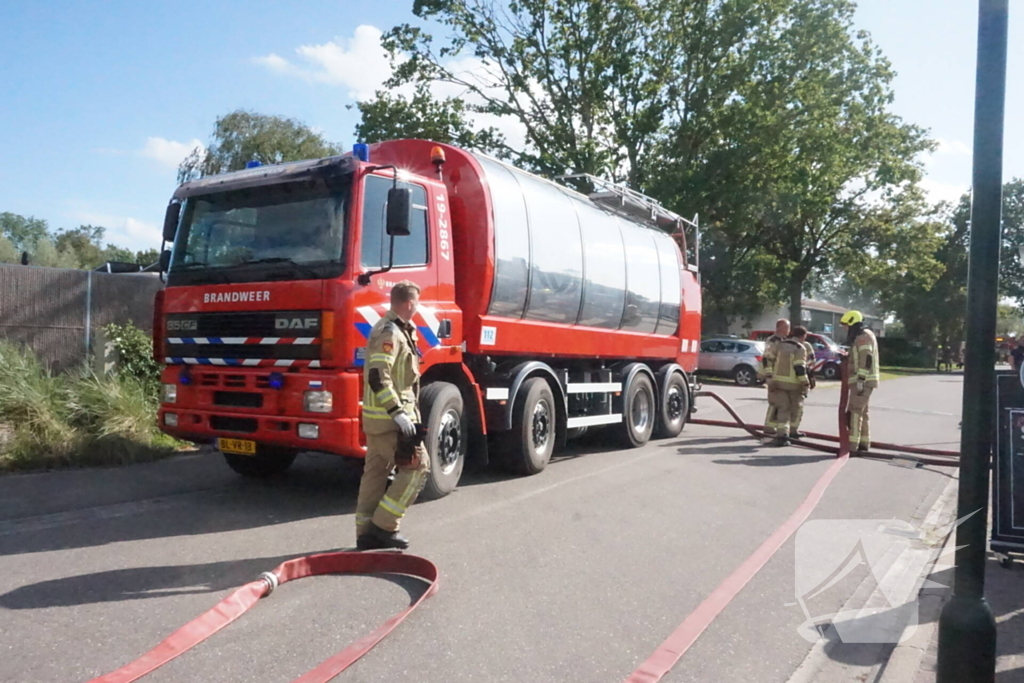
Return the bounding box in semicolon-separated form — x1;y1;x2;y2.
437;319;452;339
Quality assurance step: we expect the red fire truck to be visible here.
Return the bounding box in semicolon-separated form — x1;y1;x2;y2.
155;140;702;498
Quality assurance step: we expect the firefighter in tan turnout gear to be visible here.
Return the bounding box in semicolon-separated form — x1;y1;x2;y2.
759;318;791;443
355;281;430;550
789;327;816;439
764;330;811;447
841;310;879;454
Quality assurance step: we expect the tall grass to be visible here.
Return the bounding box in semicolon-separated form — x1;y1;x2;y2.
0;341;181;472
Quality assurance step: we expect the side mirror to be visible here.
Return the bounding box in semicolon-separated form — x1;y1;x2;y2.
159;249;171;273
163;202;182;243
386;187;412;237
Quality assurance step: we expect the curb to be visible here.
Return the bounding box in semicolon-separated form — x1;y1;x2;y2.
875;477;960;683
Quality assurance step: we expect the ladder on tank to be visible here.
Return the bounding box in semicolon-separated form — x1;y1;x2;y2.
558;173;699;273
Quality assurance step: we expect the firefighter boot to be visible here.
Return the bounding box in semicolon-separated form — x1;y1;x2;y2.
357;523;410;550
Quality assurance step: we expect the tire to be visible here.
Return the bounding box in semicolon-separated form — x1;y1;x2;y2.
822;363;840;381
419;382;466;500
222;446;297;477
506;377;557;475
655;371;689;439
617;371;656;448
733;365;757;387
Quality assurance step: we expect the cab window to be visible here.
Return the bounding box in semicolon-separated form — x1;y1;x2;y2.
361;175;429;268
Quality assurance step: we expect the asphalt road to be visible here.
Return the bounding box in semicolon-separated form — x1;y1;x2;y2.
0;374;962;683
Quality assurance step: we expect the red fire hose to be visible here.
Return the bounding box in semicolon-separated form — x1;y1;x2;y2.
86;551;438;683
689;359;960;468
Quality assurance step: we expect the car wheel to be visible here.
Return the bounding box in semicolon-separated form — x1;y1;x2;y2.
733;365;756;386
822;363;840;380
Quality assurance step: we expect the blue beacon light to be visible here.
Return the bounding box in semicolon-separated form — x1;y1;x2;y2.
245;160;262;168
353;143;370;163
268;372;285;390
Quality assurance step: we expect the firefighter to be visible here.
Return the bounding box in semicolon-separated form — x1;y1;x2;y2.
765;331;810;446
789;326;816;440
760;318;791;445
841;310;880;454
354;281;430;550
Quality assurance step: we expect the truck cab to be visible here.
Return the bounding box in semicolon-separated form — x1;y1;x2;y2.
157;151;464;486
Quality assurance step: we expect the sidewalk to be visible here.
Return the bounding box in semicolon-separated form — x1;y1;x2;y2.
903;554;1024;683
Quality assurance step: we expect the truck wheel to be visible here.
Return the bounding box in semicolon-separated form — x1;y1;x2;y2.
507;377;556;475
655;372;689;439
822;363;839;380
222;447;297;477
419;382;466;500
733;365;756;386
618;372;655;448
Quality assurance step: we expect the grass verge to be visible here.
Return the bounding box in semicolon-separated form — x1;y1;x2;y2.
0;340;185;473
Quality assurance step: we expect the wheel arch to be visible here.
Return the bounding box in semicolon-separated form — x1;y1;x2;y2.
501;361;568;446
422;362;489;465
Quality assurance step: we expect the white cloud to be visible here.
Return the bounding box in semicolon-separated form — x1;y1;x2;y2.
141;137;205;170
70;210;161;251
253;25;393;100
921;178;969;205
936;138;971;156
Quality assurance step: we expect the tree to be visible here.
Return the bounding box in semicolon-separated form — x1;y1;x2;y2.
134;248;160;266
0;235;19;264
29;237;80;269
995;179;1024;307
656;0;931;325
383;0;720;183
0;212;49;252
353;83;504;152
178;110;345;183
53;225;106;269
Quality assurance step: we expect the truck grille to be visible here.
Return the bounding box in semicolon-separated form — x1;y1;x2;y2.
164;310;321;362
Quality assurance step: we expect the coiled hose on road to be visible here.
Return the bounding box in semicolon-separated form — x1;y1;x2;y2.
688;363;961;468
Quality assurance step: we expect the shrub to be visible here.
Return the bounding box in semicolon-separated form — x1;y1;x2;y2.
103;322;162;390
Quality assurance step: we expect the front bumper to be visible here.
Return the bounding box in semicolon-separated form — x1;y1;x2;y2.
158;366;366;457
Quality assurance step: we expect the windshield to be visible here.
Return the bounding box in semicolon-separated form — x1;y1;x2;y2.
168;178;349;286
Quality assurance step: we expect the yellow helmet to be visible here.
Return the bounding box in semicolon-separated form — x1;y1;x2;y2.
840;310;864;326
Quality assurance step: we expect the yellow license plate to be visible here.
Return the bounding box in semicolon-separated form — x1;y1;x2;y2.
218;438;257;455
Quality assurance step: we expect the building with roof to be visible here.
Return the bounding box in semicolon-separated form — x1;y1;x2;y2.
726;299;884;341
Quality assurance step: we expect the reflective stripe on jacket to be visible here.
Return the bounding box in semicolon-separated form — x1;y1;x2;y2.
362;311;421;434
773;339;809;387
851;329;880;383
760;334;784;379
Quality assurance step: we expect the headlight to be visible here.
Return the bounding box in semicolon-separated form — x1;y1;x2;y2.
162;383;177;403
298;423;319;439
303;390;333;413
164;413;178;427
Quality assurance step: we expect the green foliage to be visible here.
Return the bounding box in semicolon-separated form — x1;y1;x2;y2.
0;234;19;264
103;322;161;390
53;224;106;269
178;110;345;183
0;341;178;471
0;341;77;464
385;0;934;326
0;212;49;252
353;83;504;152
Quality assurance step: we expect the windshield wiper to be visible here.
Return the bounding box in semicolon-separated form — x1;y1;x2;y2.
174;263;230;283
235;257;321;279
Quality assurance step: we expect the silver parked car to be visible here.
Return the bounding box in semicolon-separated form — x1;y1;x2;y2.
698;338;766;386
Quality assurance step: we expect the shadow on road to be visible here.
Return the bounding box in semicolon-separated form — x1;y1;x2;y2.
0;552;427;609
711;453;836;466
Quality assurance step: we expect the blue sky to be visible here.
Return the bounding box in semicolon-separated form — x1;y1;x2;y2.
0;1;1020;252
